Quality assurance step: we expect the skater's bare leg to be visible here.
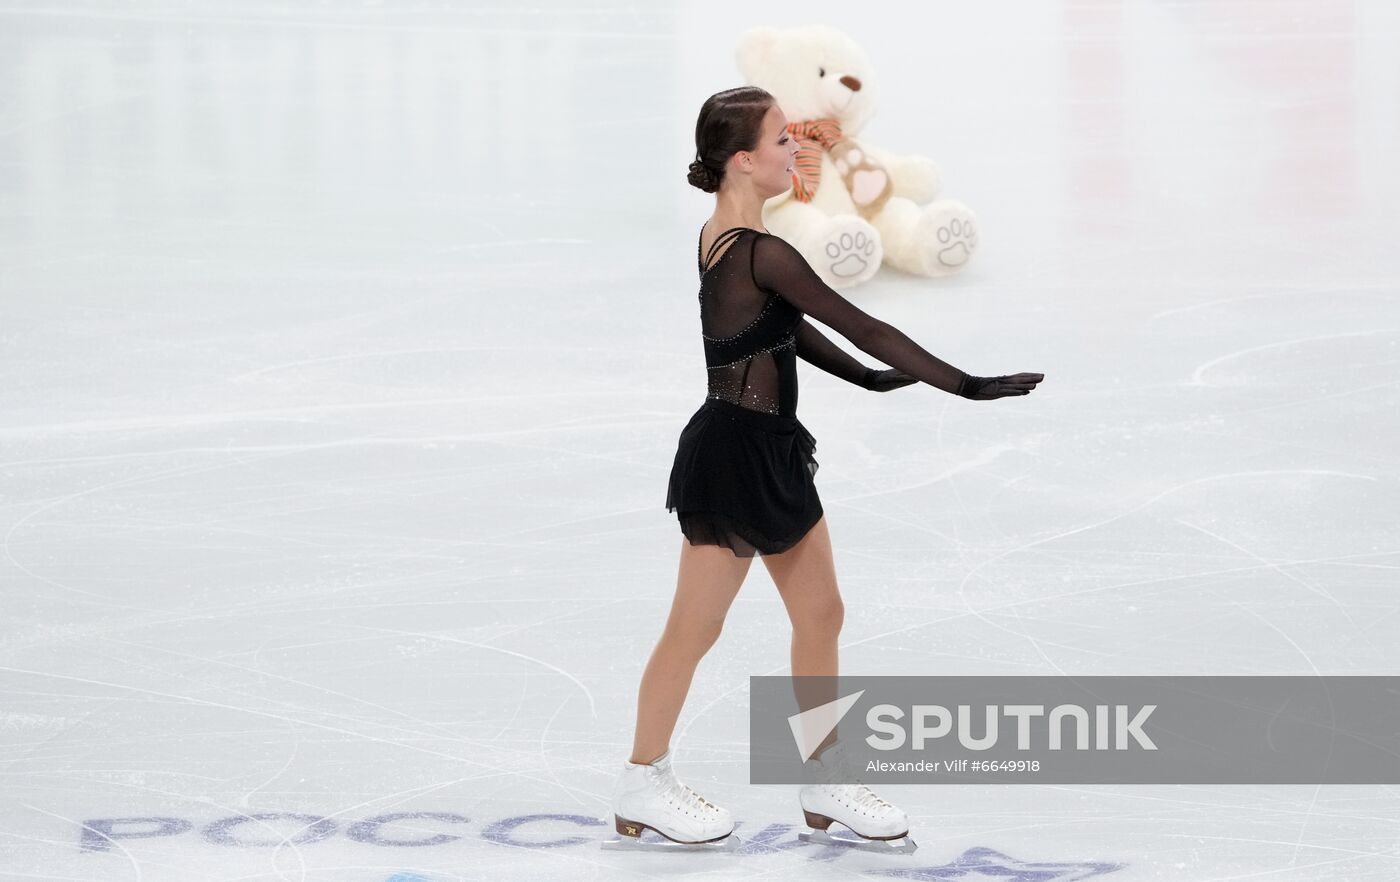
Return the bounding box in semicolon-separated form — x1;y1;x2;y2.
629;538;753;764
762;515;844;758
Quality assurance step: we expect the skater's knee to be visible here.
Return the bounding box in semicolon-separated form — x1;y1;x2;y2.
791;592;844;639
662;615;726;659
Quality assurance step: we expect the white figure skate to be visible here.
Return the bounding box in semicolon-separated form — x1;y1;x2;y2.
600;748;738;851
797;740;917;854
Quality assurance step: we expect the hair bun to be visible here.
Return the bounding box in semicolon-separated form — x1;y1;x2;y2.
686;158;720;193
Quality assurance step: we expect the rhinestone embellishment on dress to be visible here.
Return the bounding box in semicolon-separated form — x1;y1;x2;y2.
696;224;796;416
705;334;796;370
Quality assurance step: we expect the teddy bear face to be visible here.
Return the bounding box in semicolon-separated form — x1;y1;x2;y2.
735;24;879;135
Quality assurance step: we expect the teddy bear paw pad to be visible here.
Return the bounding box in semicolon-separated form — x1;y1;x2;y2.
935;216;978;268
824;230;879;279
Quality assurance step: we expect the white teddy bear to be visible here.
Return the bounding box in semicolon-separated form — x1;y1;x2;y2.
738;24;979;288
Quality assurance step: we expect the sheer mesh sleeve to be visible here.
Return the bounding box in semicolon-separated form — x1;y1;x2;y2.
752;233;970;396
794;318;875;389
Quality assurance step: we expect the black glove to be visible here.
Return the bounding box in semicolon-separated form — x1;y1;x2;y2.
957;372;1045;400
861;367;920;393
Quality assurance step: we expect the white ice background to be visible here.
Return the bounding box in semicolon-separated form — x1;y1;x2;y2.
2;1;1399;880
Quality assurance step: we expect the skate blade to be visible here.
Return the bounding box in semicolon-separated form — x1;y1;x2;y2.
600;833;740;852
798;827;918;855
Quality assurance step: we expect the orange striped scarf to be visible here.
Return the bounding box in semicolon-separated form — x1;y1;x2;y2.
786;118;893;218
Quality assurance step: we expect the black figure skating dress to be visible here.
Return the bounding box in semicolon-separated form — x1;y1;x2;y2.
665;226;821;557
665;223;974;558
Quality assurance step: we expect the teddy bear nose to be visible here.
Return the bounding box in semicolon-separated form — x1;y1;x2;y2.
840;75;862;92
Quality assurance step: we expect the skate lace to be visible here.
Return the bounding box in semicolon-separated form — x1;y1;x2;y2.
817;757;892;814
848;782;892;813
812;743;894;815
658;769;719;816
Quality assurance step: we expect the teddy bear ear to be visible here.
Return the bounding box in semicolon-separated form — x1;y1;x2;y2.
734;26;781;77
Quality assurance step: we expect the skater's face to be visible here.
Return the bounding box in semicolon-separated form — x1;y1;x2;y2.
730;104;802;199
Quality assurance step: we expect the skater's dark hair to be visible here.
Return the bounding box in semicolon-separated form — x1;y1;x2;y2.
687;86;776;193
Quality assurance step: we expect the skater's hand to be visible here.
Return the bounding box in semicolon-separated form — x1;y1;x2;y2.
864;368;919;393
958;372;1045;400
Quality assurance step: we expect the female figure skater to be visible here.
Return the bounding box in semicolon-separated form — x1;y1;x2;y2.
609;86;1043;848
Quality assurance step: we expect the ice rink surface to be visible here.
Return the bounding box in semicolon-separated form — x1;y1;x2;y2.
2;0;1399;879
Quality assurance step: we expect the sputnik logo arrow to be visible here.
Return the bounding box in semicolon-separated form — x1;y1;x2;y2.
786;689;865;761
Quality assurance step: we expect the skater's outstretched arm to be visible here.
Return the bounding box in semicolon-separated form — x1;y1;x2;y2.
795;318;919;393
753;233;1044;400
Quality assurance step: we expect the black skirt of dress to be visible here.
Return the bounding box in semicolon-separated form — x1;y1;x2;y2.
665;397;823;558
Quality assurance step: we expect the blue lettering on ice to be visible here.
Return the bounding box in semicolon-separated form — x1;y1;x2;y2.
73;812;1127;878
79;812;471;852
868;845;1127;880
733;822;807;854
74;813;640;853
347;813;470;847
78;817;192;852
204;813;338;846
480;813;604;848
